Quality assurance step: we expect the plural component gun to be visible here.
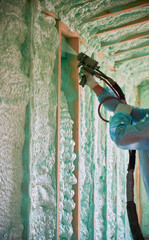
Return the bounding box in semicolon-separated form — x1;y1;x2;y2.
77;52;125;100
77;52;106;87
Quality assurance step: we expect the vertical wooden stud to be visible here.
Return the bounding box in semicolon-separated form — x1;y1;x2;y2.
136;151;142;225
136;86;142;225
55;22;80;238
68;37;80;240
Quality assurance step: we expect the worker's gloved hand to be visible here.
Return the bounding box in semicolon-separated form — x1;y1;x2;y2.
80;68;98;89
115;101;132;115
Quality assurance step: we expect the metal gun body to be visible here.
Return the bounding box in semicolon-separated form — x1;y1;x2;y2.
77;52;125;100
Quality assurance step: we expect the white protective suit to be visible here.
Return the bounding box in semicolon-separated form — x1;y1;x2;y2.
98;87;149;200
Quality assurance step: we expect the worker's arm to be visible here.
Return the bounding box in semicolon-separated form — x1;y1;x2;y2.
80;69;149;121
97;86;119;112
97;86;149;122
110;112;149;150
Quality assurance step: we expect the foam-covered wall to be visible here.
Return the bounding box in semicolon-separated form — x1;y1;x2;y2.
28;1;59;239
59;91;77;239
1;0;148;239
0;0;29;239
0;0;59;239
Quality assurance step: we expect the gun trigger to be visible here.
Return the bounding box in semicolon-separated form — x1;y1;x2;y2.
77;62;82;68
79;75;87;87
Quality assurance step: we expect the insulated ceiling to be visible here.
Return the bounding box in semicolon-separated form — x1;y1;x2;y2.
52;0;149;87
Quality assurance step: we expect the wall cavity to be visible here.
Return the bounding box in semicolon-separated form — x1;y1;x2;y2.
59;91;77;239
79;86;95;240
29;1;59;239
22;103;30;240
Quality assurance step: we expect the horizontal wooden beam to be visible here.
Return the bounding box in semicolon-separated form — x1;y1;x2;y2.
97;52;104;59
88;2;149;21
110;44;149;56
115;54;149;66
61;22;79;38
141;70;149;73
102;33;149;48
43;10;58;19
96;53;116;71
107;64;115;71
43;11;80;38
92;17;149;37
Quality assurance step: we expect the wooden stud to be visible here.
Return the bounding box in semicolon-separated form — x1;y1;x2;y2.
97;52;104;59
43;10;58;19
92;18;149;37
88;3;149;22
68;37;80;240
55;21;81;239
61;22;79;38
43;10;81;38
107;64;115;71
136;87;142;225
102;33;149;48
136;151;142;225
140;70;149;72
115;54;149;66
109;44;149;56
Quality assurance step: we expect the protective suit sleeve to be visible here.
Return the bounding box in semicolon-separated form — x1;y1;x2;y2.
97;87;149;122
131;106;149;123
110;112;149;150
97;86;119;112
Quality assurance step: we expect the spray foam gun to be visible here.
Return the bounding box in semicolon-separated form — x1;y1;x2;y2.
77;52;125;123
77;52;125;102
77;52;144;240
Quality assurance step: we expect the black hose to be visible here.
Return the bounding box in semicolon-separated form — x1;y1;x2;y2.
127;202;144;240
113;82;125;100
126;151;144;240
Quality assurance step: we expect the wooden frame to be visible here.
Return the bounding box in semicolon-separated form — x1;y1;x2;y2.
109;44;149;56
136;87;142;225
55;20;80;240
92;18;149;37
67;37;80;240
115;54;149;66
88;2;149;21
102;33;149;48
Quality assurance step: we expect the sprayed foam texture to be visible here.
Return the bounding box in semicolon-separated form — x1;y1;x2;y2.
59;91;77;239
1;0;148;239
0;0;29;239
